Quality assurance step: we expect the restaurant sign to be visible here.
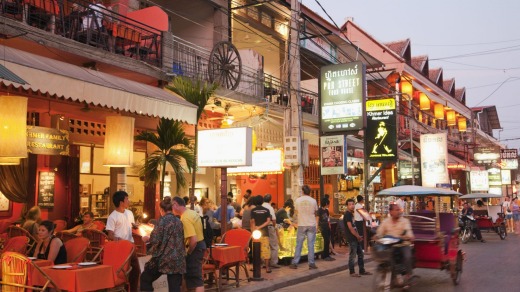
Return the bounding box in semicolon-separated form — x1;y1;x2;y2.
500;149;518;170
27;126;69;156
470;170;489;192
473;146;500;166
420;133;449;188
197;127;253;167
320;61;366;133
38;171;55;208
487;167;502;186
320;135;347;175
366;98;397;161
227;149;283;175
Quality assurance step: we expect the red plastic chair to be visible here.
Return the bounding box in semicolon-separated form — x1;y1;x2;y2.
53;220;67;234
1;236;29;255
64;237;90;263
221;229;252;280
102;240;135;292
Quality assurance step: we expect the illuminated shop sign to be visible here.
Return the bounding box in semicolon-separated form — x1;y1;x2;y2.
420;133;449;187
501;169;512;185
470;170;489;192
320;61;366;133
474;147;501;166
487;167;502;186
320;135;347;175
366;98;397;162
27;126;69;156
500;149;518;169
197;127;252;167
227;149;283;175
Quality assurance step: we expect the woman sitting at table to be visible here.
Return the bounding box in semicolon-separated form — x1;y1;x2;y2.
33;220;67;265
140;196;186;292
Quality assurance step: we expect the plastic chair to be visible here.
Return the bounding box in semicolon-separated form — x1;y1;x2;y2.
64;237;90;263
53;220;67;233
55;231;79;243
102;240;135;292
81;229;107;261
6;226;38;255
221;229;252;281
131;233;147;257
1;236;29;255
0;251;61;291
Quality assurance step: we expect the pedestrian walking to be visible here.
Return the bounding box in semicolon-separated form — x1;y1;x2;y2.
290;185;318;270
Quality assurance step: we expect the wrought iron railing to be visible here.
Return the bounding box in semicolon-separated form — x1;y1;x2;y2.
1;0;162;66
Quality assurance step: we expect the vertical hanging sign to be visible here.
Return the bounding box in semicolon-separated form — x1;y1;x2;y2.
420;133;449;188
320;61;366;133
366;98;397;161
320;135;347;175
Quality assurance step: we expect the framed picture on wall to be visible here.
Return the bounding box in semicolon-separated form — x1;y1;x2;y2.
189;188;209;201
80;196;90;209
0;191;13;217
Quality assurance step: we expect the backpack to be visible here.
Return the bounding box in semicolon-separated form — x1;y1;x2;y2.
201;215;214;249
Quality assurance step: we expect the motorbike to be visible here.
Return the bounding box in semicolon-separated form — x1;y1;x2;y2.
459;214;475;244
372;237;412;291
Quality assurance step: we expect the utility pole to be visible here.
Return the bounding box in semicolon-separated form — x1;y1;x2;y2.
287;0;303;200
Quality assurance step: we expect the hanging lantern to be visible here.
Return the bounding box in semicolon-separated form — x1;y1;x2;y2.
446;110;456;126
434;104;444;120
103;116;135;167
401;81;413;101
458;117;467;132
0;95;28;159
419;93;430;110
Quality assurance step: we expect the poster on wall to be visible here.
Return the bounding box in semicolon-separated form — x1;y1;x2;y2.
501;169;512;185
487;168;502;186
320;61;366;133
470;170;489;192
366;98;397;161
420;133;449;187
38;171;55;208
320;135;347;175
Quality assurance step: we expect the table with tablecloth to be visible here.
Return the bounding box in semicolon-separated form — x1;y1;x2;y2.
211;245;244;290
32;263;115;292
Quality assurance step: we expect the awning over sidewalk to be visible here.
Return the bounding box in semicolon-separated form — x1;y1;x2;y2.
0;45;197;124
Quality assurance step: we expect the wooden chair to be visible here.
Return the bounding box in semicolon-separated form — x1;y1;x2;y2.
6;226;38;255
64;237;90;263
0;251;61;291
55;231;79;243
53;220;67;233
131;233;147;257
1;236;29;255
202;249;218;290
221;229;252;281
81;228;107;261
102;240;135;292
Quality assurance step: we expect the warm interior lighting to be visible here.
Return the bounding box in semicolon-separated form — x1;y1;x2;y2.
446;110;456;126
0;95;28;159
458;117;467;132
103;116;135;167
434;104;444;120
419;93;430;110
0;157;20;165
400;81;413;101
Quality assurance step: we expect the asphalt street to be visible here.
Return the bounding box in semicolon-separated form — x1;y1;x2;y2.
275;230;520;292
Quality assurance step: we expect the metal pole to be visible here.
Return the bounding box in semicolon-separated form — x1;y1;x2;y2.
410;99;415;185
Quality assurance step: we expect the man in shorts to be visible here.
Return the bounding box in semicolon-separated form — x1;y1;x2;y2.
172;196;206;292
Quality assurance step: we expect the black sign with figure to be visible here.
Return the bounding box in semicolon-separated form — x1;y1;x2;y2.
366;98;397;161
38;171;55;208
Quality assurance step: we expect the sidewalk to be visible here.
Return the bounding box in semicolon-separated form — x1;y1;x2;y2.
224;244;372;292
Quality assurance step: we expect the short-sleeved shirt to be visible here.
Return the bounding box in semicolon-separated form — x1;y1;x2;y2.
106;209;135;242
318;208;330;228
294;195;318;227
354;203;364;222
503;201;512;214
214;205;235;223
181;209;205;243
376;216;414;245
343;210;357;242
251;206;270;236
262;202;276;220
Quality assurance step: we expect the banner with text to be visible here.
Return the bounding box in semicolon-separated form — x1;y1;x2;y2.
366;98;397;161
474;146;501;166
470;170;489;192
420;133;449;187
320;61;366;133
500;149;518;170
320;135;347;175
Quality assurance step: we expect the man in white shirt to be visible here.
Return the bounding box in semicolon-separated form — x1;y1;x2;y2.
106;191;135;242
290;185;319;270
396;196;406;213
262;194;280;268
354;195;365;241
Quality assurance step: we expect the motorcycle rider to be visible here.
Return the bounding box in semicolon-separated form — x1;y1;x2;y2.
376;204;414;283
461;202;485;243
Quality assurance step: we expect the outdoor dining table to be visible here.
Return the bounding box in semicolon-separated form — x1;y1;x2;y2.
31;263;115;292
211;245;244;290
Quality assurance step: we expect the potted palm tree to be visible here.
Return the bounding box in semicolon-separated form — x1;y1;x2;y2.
135;118;194;199
167;77;218;203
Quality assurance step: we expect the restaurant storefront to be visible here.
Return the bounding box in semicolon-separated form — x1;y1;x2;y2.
0;45;197;224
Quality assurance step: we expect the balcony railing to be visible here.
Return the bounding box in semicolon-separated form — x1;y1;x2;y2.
1;0;162;66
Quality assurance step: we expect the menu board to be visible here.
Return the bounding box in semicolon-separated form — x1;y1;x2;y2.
38;171;55;208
